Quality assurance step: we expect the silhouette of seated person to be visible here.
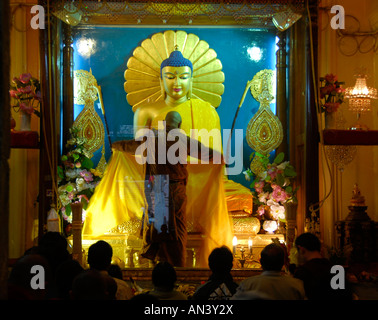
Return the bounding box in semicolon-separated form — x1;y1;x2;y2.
87;240;134;300
108;263;123;280
27;232;71;276
54;259;84;300
192;246;238;300
7;253;52;300
146;261;187;300
70;269;116;300
293;232;354;300
233;243;306;300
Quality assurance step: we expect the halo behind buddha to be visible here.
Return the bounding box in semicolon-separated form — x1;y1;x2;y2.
124;30;225;111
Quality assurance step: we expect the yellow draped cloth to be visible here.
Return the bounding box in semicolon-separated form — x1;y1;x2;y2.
83;99;234;267
82;151;146;236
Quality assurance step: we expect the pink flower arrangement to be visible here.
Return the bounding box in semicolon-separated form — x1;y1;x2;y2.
57;127;102;226
9;73;41;117
254;181;264;193
320;73;345;113
19;73;32;83
272;185;288;203
80;169;94;182
244;152;298;223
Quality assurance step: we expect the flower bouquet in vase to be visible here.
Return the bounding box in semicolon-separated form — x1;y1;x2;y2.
244;152;298;234
319;74;345;129
57;126;103;236
9;73;41;131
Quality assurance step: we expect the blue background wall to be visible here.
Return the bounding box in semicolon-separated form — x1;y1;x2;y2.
72;26;277;188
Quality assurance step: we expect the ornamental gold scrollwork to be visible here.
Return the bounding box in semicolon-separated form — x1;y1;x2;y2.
73;69;106;170
50;1;305;26
108;218;142;236
246;69;283;173
124;30;225;111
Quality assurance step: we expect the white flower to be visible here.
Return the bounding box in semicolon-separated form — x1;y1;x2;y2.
267;199;279;207
243;170;251;181
270;204;285;220
76;177;85;191
258;192;270;204
258;171;267;180
86;181;98;189
59;194;71;207
283;178;291;187
277;161;289;170
58;183;76;194
58;185;67;194
278;212;286;220
65;168;80;180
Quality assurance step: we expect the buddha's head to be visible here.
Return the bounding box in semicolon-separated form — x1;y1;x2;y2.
160;49;193;103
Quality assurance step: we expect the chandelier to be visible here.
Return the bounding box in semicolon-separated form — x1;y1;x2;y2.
345;74;378;130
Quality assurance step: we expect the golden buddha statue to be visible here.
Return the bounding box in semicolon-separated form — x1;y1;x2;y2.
134;51;222;146
134;64;193;135
132;47;253;212
84;49;234;267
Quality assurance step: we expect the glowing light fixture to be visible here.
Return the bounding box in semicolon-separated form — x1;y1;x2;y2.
263;220;278;234
76;37;97;58
247;46;262;62
232;236;237;255
248;238;253;254
345;73;377;130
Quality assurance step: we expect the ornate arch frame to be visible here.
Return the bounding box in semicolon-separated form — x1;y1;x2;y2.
38;0;318;243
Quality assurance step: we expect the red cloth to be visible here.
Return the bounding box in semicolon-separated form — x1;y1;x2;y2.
323;129;378;145
11;130;39;148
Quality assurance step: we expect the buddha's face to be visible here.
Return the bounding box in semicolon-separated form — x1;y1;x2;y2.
161;66;192;102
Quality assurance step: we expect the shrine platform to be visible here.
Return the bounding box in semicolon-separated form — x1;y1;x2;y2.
69;232;284;271
122;267;262;283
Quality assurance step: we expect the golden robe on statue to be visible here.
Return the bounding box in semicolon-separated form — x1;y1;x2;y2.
83;99;234;267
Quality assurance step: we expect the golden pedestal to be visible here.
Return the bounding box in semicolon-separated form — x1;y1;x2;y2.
71;209;284;272
72;231;284;271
